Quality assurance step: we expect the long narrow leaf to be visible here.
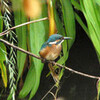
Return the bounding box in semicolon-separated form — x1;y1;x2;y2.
29;19;46;100
0;11;3;33
0;42;7;88
71;0;81;11
97;80;100;100
83;0;100;39
0;11;7;88
80;0;100;61
60;0;76;50
12;9;27;80
53;0;68;64
0;62;7;87
19;63;36;98
75;12;89;35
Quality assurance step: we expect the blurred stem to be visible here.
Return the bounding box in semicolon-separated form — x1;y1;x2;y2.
47;0;57;36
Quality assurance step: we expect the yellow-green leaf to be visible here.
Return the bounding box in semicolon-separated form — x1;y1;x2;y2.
0;62;7;88
97;80;100;100
0;42;7;88
0;10;3;33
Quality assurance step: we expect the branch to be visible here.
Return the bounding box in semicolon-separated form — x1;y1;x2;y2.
54;63;100;79
41;84;56;100
0;39;42;60
0;39;100;80
0;17;48;37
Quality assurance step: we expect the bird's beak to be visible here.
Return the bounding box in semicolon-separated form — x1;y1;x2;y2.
63;37;72;40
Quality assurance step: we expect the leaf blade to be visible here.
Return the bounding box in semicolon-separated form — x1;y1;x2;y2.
0;42;7;88
60;0;76;50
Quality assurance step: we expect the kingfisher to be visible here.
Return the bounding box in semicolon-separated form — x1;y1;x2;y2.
39;34;71;82
39;34;71;61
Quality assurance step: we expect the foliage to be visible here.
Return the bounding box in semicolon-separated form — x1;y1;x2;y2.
13;9;27;81
0;9;7;88
14;0;75;99
71;0;100;99
0;43;7;88
97;80;100;100
13;0;49;99
54;0;76;64
1;0;17;100
71;0;100;62
0;0;100;100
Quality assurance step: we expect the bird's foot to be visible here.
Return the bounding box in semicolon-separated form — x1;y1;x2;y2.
48;60;56;66
41;58;46;63
41;59;56;66
41;58;47;63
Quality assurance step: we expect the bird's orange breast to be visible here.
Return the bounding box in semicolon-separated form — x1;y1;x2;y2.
39;44;62;60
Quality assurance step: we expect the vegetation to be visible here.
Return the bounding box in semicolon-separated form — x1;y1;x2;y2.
0;0;100;100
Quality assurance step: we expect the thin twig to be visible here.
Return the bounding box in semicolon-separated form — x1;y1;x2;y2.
0;17;48;37
0;39;42;60
54;63;100;79
41;84;56;100
0;39;100;80
54;86;59;99
49;92;56;100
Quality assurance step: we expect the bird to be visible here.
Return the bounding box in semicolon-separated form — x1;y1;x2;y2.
39;34;71;61
39;34;71;83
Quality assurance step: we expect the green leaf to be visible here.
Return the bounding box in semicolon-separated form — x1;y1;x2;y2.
71;0;81;11
53;3;65;35
42;2;49;40
80;0;100;61
12;0;28;80
19;1;48;98
95;0;100;6
19;17;47;99
83;0;100;38
97;80;100;100
0;11;3;33
0;42;7;88
75;12;89;35
53;0;69;82
13;10;27;80
53;0;75;64
19;63;36;98
57;41;69;64
29;19;46;100
29;69;40;100
60;0;76;50
0;42;6;61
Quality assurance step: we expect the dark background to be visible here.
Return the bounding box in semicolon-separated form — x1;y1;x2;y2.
32;20;100;100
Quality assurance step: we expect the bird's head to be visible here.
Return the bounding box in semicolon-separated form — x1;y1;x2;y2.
47;34;71;45
40;34;71;51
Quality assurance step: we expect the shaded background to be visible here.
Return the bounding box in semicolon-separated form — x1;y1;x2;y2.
32;20;100;100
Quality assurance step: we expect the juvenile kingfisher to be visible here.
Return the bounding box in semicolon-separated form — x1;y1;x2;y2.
39;34;71;61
